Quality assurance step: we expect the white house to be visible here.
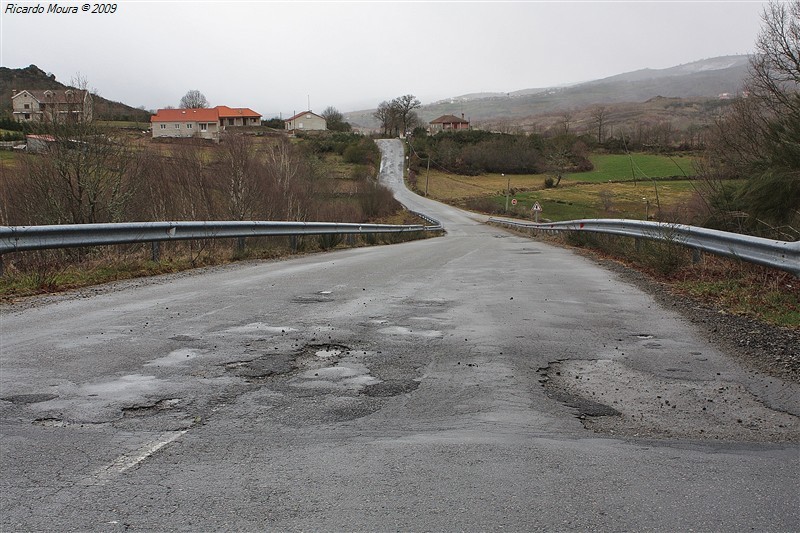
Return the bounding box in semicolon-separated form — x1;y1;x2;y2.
284;111;326;132
12;89;93;124
150;108;222;139
150;106;262;140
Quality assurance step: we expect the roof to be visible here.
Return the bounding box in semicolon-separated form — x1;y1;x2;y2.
151;108;220;123
285;110;325;122
430;114;470;124
216;105;261;118
13;89;90;104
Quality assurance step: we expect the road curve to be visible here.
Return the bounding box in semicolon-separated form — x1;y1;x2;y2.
0;139;797;531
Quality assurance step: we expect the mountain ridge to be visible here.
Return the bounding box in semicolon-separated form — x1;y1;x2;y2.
345;55;751;130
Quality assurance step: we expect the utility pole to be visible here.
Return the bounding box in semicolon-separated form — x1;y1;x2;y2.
504;174;509;213
425;157;431;196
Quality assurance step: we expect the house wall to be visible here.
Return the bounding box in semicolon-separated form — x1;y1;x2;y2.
429;121;469;133
152;121;220;139
12;93;42;122
12;91;93;124
286;113;326;131
221;116;261;127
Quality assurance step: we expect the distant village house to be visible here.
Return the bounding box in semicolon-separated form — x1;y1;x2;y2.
150;106;262;140
429;114;470;133
11;89;94;124
284;111;327;132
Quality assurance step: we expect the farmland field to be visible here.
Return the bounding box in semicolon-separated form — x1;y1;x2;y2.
566;153;698;182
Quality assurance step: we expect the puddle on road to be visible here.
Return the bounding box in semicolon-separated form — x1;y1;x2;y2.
225;323;298;334
145;348;201;367
80;374;163;400
378;326;443;338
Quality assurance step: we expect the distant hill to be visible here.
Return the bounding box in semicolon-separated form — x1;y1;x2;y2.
0;64;150;122
345;55;751;131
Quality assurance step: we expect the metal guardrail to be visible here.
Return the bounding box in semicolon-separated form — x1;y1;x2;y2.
488;217;800;277
0;219;443;254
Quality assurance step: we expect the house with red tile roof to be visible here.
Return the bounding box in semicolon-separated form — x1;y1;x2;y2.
429;114;470;133
150;106;262;139
216;106;262;127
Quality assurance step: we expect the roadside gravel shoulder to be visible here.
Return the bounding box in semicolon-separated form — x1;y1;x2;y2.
588;255;799;384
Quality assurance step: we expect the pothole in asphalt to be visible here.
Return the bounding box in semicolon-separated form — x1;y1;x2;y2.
122;398;181;417
223;353;295;380
1;393;58;404
539;359;800;442
311;343;351;359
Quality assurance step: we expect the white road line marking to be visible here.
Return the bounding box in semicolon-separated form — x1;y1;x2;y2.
81;430;187;486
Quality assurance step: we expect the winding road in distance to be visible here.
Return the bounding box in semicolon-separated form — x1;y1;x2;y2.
1;139;798;531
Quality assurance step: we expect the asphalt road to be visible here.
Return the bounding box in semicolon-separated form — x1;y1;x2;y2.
1;139;798;532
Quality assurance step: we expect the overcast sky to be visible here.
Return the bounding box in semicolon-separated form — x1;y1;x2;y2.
1;1;768;117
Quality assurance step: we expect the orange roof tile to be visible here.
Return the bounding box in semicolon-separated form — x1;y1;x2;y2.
151;108;220;123
215;105;261;118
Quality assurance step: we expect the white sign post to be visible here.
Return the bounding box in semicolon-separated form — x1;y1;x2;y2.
532;201;542;223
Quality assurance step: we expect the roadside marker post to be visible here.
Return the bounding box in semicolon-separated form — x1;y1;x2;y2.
532;202;542;223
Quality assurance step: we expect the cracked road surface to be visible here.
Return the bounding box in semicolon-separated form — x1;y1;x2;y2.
1;139;798;531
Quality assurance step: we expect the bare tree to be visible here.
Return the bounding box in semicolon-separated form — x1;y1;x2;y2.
590;106;608;144
373;101;399;136
180;90;209;109
321;106;351;132
391;94;421;135
559;110;574;135
700;0;800;235
219;133;261;221
10;75;142;225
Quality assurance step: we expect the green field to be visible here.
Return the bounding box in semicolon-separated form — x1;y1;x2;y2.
482;180;702;222
566;153;698;183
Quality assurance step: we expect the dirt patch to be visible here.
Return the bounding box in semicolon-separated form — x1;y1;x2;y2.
540;359;800;442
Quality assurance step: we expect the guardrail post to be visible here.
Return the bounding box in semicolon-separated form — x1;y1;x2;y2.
151;242;160;263
290;236;298;253
236;237;246;256
635;238;642;252
692;248;703;265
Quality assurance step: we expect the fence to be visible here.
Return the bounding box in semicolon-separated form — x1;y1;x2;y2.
488;217;800;277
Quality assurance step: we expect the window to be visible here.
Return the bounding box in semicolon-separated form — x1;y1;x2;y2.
24;103;30;109
160;124;166;129
186;123;193;129
175;124;180;129
24;113;30;120
228;118;234;126
200;123;207;131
